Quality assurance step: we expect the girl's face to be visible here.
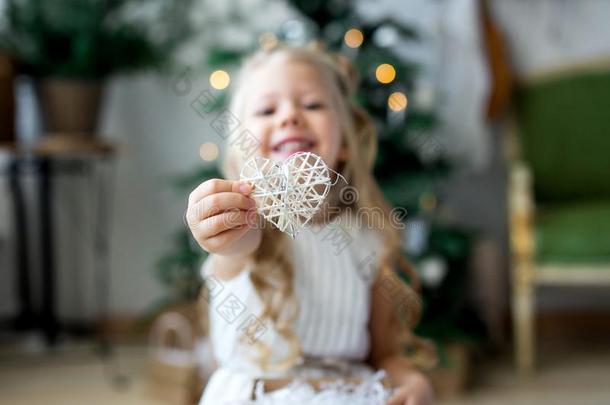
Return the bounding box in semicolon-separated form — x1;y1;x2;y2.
242;58;346;169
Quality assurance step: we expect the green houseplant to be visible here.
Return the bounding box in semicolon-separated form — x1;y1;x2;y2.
0;0;193;137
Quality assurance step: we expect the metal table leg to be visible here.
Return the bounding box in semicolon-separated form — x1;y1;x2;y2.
38;157;58;344
8;157;34;330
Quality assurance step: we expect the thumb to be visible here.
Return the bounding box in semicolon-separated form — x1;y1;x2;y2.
386;389;406;405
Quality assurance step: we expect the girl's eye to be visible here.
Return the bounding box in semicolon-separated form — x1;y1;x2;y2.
304;102;324;110
256;107;275;116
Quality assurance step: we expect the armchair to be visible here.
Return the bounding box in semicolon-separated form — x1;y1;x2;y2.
508;63;610;373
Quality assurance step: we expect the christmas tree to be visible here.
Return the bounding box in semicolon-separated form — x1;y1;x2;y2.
156;0;484;360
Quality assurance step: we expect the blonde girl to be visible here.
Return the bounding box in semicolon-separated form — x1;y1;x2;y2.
186;44;435;405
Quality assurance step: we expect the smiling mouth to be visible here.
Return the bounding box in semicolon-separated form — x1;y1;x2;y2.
271;139;316;154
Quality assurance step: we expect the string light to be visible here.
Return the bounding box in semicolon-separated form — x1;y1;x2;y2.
388;91;408;112
259;32;278;50
419;193;437;211
375;63;396;84
199;142;219;162
344;28;364;48
210;70;230;90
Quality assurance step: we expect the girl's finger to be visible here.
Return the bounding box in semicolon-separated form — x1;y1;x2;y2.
188;178;252;206
189;192;256;222
195;210;257;239
386;388;407;405
204;224;253;253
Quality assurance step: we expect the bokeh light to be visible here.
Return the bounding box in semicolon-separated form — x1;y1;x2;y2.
375;63;396;84
344;28;364;48
209;70;230;90
419;192;437;211
199;142;219;162
388;91;408;112
259;32;279;50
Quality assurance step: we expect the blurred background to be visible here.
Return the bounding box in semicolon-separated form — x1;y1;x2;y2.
1;0;610;404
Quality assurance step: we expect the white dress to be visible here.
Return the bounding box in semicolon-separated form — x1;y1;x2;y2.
199;213;383;404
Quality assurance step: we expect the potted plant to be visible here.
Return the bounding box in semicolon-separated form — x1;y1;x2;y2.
0;0;193;139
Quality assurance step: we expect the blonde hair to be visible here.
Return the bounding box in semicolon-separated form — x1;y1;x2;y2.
221;43;434;371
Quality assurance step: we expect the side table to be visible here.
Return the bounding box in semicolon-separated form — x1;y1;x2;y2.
1;136;119;345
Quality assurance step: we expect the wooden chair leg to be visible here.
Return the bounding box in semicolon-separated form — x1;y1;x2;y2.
513;263;535;374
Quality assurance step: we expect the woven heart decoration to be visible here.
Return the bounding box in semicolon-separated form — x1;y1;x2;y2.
240;152;331;238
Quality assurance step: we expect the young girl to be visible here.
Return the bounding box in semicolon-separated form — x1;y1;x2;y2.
186;44;435;405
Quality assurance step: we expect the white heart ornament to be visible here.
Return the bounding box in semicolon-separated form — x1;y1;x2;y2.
239;152;331;238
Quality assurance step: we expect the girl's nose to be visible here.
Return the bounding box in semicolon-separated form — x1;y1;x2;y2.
279;104;303;128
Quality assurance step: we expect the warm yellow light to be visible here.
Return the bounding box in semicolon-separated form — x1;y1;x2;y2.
419;193;437;211
210;70;230;90
375;63;396;84
199;142;219;162
388;91;408;112
344;28;364;48
259;32;279;50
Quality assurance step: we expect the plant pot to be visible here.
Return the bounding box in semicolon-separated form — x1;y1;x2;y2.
0;53;16;143
38;78;104;137
428;342;470;399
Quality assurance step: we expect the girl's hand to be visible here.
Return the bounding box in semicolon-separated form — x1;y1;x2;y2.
186;179;258;255
386;372;434;405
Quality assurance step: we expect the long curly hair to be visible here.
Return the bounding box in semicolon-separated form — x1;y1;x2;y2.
220;44;435;371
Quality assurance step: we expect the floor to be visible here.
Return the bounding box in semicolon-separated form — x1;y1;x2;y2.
0;335;609;405
445;338;610;405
